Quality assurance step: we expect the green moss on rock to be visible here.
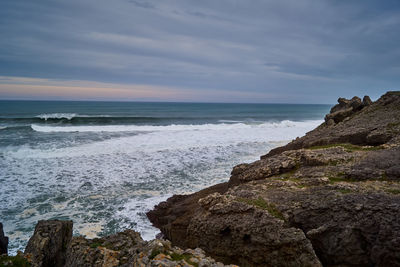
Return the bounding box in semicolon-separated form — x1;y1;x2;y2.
237;197;285;221
0;254;30;267
308;143;382;152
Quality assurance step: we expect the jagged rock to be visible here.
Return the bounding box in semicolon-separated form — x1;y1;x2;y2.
362;95;372;106
148;92;400;267
269;91;400;156
24;220;73;267
0;223;8;255
21;220;231;267
330;97;350;113
65;230;144;267
324;107;354;123
330;96;362;114
324;96;364;123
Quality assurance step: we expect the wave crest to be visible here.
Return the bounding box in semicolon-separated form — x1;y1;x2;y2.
36;113;78;120
30;120;322;133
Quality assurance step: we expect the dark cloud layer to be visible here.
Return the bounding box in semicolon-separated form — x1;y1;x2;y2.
0;0;399;102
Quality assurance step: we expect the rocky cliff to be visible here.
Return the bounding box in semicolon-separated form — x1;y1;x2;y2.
147;91;400;267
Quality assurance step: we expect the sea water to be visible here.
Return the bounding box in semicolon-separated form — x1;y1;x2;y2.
0;100;330;254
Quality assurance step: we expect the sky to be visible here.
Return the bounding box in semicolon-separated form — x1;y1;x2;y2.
0;0;399;103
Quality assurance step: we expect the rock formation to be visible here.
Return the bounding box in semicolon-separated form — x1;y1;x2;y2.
24;220;73;267
267;91;400;156
0;223;8;255
16;220;235;267
148;91;400;266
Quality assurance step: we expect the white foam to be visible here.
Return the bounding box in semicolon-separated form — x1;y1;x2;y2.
2;119;323;254
218;119;244;123
36;113;78;120
0;126;7;130
18;120;323;159
116;194;171;240
30;120;321;133
35;113;111;120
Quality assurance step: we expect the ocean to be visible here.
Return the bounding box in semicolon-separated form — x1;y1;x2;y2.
0;100;330;254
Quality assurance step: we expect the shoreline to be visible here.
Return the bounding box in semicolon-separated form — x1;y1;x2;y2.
1;92;400;266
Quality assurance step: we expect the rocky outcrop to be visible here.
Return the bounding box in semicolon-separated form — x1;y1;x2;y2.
148;92;400;266
20;220;234;267
266;91;400;157
0;223;8;255
324;96;365;124
65;230;144;267
24;220;73;267
147;182;229;249
187;193;322;266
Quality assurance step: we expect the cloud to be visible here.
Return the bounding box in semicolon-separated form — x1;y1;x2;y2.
0;0;399;103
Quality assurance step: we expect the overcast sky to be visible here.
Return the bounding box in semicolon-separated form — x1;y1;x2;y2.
0;0;399;103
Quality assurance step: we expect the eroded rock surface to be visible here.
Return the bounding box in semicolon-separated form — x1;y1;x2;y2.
148;92;400;267
24;220;73;267
266;91;400;157
65;230;144;267
20;220;233;267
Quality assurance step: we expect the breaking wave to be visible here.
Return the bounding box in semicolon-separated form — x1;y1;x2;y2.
30;120;322;133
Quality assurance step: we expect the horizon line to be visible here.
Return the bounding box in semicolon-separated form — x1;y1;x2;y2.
0;98;334;105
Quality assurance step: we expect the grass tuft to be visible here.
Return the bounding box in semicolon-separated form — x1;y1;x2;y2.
89;242;103;248
386;189;400;195
387;91;400;96
336;188;353;194
328;176;351;184
149;249;161;260
237;197;285;221
308;143;382;152
170;253;199;267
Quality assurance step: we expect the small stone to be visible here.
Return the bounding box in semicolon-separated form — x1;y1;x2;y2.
154;253;168;260
189;257;199;263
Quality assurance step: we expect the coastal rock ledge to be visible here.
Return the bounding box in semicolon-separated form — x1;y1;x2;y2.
147;91;400;267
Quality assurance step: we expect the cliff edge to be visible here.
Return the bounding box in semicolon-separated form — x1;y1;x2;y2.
147;91;400;267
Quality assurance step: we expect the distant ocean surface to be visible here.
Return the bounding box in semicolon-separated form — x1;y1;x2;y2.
0;100;330;254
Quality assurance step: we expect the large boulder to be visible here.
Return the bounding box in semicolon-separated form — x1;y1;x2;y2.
0;223;8;255
24;220;73;267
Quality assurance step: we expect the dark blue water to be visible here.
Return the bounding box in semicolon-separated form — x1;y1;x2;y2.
0;100;329;125
0;100;330;254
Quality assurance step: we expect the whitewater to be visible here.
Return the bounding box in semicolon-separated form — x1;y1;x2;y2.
0;101;329;254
